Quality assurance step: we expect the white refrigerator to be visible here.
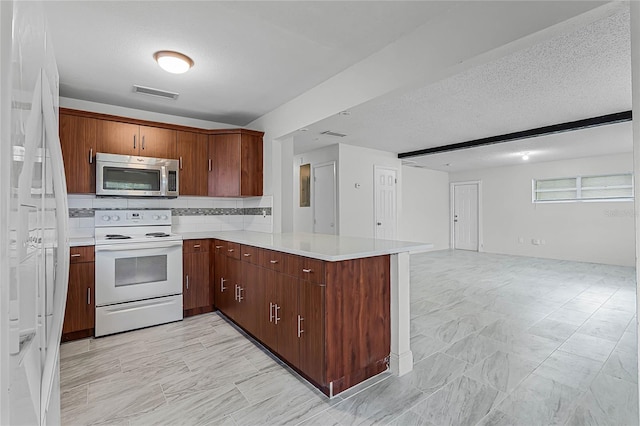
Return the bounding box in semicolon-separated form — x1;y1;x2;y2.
1;1;69;425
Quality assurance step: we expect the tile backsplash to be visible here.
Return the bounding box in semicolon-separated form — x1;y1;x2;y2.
67;194;273;237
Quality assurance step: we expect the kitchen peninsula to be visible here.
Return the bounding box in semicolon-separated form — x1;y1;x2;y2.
180;231;432;397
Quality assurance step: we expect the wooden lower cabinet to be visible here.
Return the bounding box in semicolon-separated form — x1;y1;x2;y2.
62;246;95;342
213;240;389;397
182;240;212;317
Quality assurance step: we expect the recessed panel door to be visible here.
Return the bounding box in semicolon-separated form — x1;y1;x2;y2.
312;162;336;235
453;183;479;251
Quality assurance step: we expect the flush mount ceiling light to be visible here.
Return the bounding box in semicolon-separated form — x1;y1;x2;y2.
153;50;194;74
521;152;530;161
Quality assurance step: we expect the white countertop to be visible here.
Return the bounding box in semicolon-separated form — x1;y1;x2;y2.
69;236;95;247
179;231;432;261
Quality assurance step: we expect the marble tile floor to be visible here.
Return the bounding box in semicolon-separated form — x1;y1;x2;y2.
60;250;638;425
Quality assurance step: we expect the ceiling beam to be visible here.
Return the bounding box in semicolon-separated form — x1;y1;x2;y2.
398;110;632;159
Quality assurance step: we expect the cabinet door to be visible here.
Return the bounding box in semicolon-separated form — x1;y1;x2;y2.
98;120;139;156
62;262;95;334
241;262;263;337
184;251;210;311
213;242;228;312
139;125;177;159
299;281;325;385
276;274;299;367
260;269;278;350
225;258;242;322
176;131;208;196
240;133;263;196
208;134;241;197
59;113;98;194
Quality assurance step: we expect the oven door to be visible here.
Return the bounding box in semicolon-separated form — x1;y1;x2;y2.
95;241;183;306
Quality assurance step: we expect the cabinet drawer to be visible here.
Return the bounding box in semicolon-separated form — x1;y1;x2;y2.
212;239;227;253
241;245;260;264
259;249;285;272
183;239;208;253
225;242;241;259
70;246;95;263
299;257;325;284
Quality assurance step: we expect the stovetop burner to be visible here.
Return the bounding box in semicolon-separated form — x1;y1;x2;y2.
105;234;132;240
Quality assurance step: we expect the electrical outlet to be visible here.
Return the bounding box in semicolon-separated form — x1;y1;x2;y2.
531;239;541;245
262;209;266;218
541;239;546;245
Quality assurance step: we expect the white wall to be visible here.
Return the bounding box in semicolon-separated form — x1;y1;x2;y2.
293;144;339;233
399;166;450;248
450;153;635;266
338;144;401;238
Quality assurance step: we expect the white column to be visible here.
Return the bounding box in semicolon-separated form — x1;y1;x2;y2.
630;0;640;418
389;251;413;375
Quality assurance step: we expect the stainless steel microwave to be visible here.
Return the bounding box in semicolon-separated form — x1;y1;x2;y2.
96;153;179;198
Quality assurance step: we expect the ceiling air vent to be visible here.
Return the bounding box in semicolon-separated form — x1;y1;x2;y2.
320;130;347;138
132;85;179;100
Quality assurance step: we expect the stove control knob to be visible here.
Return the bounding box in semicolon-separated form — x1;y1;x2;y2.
111;215;120;221
153;215;160;220
161;215;168;220
102;215;110;221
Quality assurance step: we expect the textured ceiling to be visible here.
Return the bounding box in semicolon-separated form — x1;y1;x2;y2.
293;6;632;169
43;1;452;125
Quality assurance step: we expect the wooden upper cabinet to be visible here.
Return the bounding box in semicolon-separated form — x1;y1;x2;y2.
208;132;263;197
139;125;177;159
98;120;138;156
98;121;177;159
59;113;98;194
176;131;208;196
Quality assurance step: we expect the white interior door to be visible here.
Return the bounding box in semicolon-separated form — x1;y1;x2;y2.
453;183;479;251
313;162;336;235
374;166;397;240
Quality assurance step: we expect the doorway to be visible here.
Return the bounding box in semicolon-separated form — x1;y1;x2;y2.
451;181;481;251
312;162;336;235
374;166;398;240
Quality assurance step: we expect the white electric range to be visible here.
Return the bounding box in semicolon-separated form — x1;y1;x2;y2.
94;209;183;337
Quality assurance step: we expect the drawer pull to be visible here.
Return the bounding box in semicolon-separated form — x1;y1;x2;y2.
274;304;281;324
193;244;201;248
220;278;227;292
179;156;183;170
89;148;93;164
302;268;312;273
87;288;91;305
215;245;223;249
71;253;81;258
243;253;251;257
208;159;212;172
228;249;235;252
269;260;278;264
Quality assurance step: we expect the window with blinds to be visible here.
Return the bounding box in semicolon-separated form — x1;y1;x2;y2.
533;173;633;203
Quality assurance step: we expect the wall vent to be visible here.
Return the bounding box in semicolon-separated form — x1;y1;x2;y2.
320;130;347;138
132;85;179;100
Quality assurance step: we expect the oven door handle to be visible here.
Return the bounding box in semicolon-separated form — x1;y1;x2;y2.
95;241;183;252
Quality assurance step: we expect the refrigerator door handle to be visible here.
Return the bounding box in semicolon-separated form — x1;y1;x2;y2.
39;70;70;423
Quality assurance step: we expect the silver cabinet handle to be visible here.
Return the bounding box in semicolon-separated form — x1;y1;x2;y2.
234;284;238;301
243;253;251;257
269;302;274;322
302;268;312;273
186;274;189;290
220;277;227;292
208;159;212;172
228;249;235;252
193;244;201;248
297;315;304;337
133;134;136;149
70;253;81;258
179;156;183;170
238;286;244;302
274;304;280;324
269;260;278;264
142;135;145;150
215;245;223;249
89;148;93;164
87;288;91;305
